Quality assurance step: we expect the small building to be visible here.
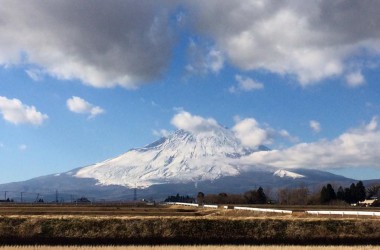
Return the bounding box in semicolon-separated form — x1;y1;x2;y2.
359;198;378;207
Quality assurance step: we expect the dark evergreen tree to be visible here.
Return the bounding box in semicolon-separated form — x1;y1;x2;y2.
326;184;336;200
336;186;345;200
349;183;356;200
257;187;267;204
320;186;329;204
344;187;353;203
355;181;366;202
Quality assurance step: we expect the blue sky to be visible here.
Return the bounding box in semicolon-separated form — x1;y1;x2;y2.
1;0;380;183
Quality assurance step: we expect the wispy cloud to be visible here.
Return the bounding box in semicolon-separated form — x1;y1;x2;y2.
25;68;44;81
153;129;171;138
185;40;225;75
345;71;365;87
229;75;264;93
66;96;104;119
0;96;48;125
309;120;321;133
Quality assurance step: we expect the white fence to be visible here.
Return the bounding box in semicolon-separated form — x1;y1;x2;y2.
166;202;199;207
234;206;292;214
203;204;218;209
165;202;217;208
166;203;380;217
306;210;380;217
167;203;292;213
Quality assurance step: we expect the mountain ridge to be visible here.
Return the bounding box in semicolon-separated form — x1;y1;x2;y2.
0;128;365;200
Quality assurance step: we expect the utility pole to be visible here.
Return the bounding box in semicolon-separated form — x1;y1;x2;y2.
20;192;23;203
4;191;7;200
55;190;58;203
35;193;40;203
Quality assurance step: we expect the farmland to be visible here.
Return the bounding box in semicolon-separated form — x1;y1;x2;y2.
0;203;213;217
0;203;380;245
0;246;379;250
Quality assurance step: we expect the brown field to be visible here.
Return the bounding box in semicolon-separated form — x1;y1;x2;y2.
0;203;380;245
0;246;380;250
0;203;379;218
0;203;214;217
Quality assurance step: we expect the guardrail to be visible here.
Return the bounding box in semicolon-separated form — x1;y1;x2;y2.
305;210;380;217
234;206;292;214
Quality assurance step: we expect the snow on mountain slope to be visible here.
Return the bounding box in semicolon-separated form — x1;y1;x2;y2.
273;169;305;179
75;128;258;188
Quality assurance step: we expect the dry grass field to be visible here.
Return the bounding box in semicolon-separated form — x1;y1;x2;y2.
0;204;213;217
0;246;380;250
1;203;379;219
0;204;380;245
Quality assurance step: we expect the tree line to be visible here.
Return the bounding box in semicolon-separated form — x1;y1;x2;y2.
165;181;380;206
197;187;268;205
320;181;366;204
277;181;379;206
164;187;269;205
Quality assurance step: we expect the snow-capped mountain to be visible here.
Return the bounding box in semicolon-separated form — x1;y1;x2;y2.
0;127;359;201
273;169;305;179
75;128;261;188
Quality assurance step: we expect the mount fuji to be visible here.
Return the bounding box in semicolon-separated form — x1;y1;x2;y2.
75;128;265;188
0;127;356;201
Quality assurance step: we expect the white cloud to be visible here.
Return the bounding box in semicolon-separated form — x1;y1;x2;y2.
171;112;295;148
153;129;171;138
0;1;174;88
186;0;380;85
229;74;263;93
186;40;224;75
273;129;299;144
169;113;380;170
345;71;365;87
309;120;321;133
244;117;380;169
1;1;379;87
171;111;219;134
66;96;104;119
207;49;225;73
0;96;48;125
232;118;269;148
25;68;44;81
19;144;27;151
